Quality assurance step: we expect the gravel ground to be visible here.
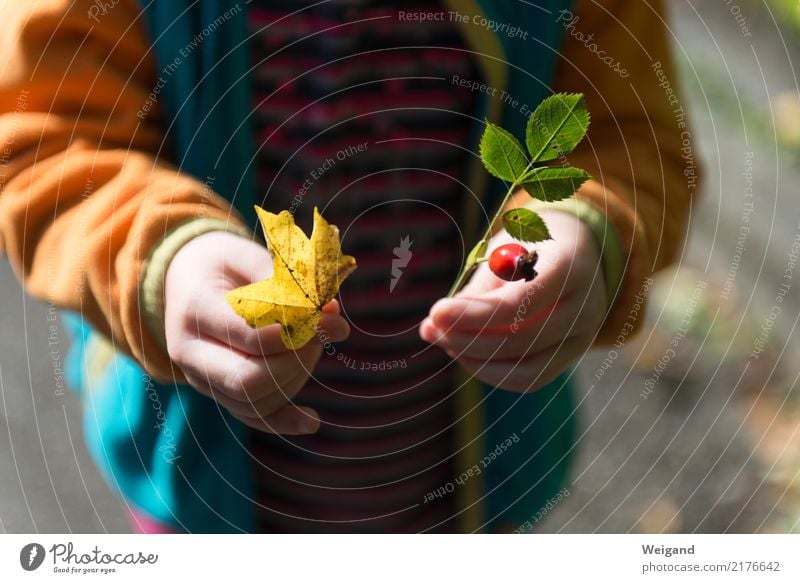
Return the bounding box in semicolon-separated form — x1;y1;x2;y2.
538;0;800;533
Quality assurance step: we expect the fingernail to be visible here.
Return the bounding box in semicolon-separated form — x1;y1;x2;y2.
420;324;433;343
421;322;444;344
298;418;318;434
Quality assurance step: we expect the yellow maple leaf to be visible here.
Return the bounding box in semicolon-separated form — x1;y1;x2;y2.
226;206;357;349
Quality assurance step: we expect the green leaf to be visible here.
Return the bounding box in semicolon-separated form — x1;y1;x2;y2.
525;93;590;162
521;166;591;202
502;209;551;243
480;120;530;183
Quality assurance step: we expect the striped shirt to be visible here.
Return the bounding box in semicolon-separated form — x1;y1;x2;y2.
247;0;480;532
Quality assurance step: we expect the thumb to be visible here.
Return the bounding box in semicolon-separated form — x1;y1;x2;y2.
425;263;501;329
458;262;504;297
429;278;543;332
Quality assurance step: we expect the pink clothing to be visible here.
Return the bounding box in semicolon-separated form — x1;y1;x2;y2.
128;509;180;534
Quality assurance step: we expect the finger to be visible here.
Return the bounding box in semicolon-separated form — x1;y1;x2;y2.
418;261;505;344
427;299;588;360
457;335;587;393
458;262;504;297
178;337;321;403
232;405;320;435
318;312;350;342
196;300;289;355
430;234;585;331
428;279;563;333
213;312;349;354
199;292;349;356
184;372;295;418
419;317;439;344
216;234;274;283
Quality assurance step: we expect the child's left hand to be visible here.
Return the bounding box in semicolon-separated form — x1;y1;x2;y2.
420;210;607;392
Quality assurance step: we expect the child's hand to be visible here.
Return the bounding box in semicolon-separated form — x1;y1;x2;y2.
164;231;349;434
420;211;606;392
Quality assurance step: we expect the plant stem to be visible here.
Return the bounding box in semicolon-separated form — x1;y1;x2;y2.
446;161;536;298
446;260;478;298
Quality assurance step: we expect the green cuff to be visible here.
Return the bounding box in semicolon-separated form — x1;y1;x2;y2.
140;218;253;351
524;197;624;309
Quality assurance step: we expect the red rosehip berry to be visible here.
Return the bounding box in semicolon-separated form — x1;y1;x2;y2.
488;244;539;282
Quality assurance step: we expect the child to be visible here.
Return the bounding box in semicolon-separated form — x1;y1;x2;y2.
0;0;696;532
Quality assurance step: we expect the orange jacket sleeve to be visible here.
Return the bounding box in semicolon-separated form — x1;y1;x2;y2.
513;0;700;344
0;0;246;380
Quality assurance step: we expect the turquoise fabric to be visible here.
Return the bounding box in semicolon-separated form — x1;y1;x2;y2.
475;0;578;532
63;313;255;533
138;0;257;221
64;0;577;532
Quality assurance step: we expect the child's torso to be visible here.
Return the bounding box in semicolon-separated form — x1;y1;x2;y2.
248;0;480;533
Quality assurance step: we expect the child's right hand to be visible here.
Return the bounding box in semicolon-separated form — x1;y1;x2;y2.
163;231;349;435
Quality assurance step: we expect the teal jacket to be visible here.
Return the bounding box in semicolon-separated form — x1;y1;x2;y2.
65;0;577;533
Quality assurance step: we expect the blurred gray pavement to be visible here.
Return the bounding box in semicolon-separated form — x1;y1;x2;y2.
0;259;129;533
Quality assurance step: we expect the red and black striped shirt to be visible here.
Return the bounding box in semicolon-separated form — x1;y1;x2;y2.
248;0;480;533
